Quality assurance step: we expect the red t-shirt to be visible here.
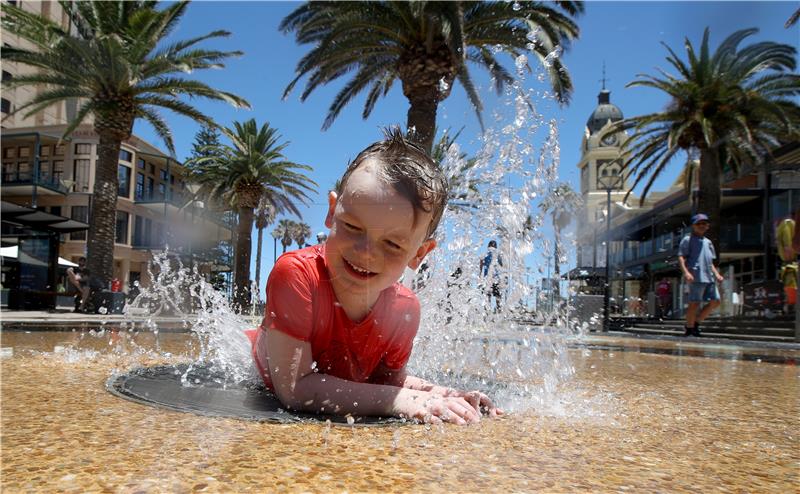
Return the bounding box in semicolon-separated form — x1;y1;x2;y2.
248;245;420;391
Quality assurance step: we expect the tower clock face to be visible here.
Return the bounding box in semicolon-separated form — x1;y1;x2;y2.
601;132;618;146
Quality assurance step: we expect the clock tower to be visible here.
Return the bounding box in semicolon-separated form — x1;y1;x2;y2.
575;84;633;269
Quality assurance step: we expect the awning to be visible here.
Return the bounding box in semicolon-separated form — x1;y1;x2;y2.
1;201;89;233
0;245;78;267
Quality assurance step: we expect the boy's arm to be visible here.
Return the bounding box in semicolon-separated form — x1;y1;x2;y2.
266;329;481;424
371;363;503;417
677;255;692;280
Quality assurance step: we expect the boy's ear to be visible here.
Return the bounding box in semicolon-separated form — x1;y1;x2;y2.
408;238;436;270
324;191;337;228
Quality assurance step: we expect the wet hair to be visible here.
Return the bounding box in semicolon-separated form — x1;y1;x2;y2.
335;127;449;239
488;240;497;248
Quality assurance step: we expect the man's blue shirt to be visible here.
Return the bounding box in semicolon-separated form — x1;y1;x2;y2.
678;234;716;283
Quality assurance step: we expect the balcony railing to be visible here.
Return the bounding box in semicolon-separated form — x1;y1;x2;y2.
134;192;188;207
2;171;69;194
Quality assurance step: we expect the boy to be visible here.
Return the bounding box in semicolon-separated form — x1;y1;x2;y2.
247;129;502;425
678;214;724;336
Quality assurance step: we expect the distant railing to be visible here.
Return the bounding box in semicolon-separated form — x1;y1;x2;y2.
2;171;69;194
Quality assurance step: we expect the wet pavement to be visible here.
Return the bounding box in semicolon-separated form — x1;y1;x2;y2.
1;330;798;492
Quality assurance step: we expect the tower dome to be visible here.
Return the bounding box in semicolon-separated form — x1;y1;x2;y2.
586;89;624;135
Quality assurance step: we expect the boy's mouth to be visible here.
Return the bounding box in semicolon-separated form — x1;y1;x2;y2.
343;258;377;279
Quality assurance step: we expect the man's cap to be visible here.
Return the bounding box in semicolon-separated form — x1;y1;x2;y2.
691;213;710;225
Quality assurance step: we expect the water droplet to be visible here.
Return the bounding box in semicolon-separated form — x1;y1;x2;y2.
512;1;521;11
98;307;108;314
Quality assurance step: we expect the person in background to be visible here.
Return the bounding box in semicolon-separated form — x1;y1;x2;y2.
678;214;724;337
480;240;504;313
66;257;90;313
316;231;328;244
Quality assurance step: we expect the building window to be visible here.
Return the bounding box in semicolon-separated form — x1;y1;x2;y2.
119;149;133;162
134;215;144;246
52;160;64;182
73;159;90;192
3;147;17;159
159;169;168;181
40;145;51;157
115;211;129;244
54;144;65;155
1;98;10;114
157;183;166;200
135;172;144;200
118;164;131;197
1;70;11;82
137;158;145;169
18;146;30;158
74;143;92;155
146;177;154;199
70;206;88;241
148;163;155;175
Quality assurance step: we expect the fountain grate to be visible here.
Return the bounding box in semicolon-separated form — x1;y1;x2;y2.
106;363;407;427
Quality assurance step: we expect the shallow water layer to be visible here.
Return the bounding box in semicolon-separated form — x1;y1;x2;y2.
1;331;798;493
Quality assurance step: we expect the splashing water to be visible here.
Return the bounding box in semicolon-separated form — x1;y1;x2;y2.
406;41;579;414
114;38;583;416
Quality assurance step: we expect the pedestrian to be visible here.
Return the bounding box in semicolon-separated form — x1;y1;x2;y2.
316;231;328;244
480;240;504;313
678;214;724;336
66;257;90;313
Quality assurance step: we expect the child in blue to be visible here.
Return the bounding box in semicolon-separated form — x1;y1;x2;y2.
678;214;724;336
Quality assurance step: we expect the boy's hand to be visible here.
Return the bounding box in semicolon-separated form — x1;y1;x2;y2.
394;391;481;425
684;272;694;283
461;390;504;418
715;273;724;283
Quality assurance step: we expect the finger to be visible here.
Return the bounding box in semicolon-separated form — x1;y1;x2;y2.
449;399;480;423
427;414;443;425
441;409;466;425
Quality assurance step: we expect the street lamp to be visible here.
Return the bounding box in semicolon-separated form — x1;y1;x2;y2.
597;173;623;331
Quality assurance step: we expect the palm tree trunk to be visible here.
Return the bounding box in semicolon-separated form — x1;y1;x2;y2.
86;131;122;289
406;89;439;155
255;225;263;302
233;206;254;312
697;147;722;261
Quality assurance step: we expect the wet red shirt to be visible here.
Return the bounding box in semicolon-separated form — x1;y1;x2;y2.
248;245;420;391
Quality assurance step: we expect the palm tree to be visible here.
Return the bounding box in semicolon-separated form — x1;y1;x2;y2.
293;222;312;249
1;1;249;286
254;199;278;302
189;120;316;311
281;1;583;153
539;183;582;280
274;219;297;254
617;28;800;256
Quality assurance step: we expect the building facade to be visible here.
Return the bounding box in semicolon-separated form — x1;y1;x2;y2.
1;1;233;299
570;88;800;319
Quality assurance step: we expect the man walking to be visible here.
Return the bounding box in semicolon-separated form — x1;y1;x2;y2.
678;214;724;336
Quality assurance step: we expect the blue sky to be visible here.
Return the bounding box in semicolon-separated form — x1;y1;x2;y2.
132;1;799;287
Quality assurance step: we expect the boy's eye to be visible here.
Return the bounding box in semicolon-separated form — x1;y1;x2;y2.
385;240;403;251
343;221;362;233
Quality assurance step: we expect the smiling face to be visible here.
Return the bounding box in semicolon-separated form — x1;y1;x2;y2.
324;159;436;312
